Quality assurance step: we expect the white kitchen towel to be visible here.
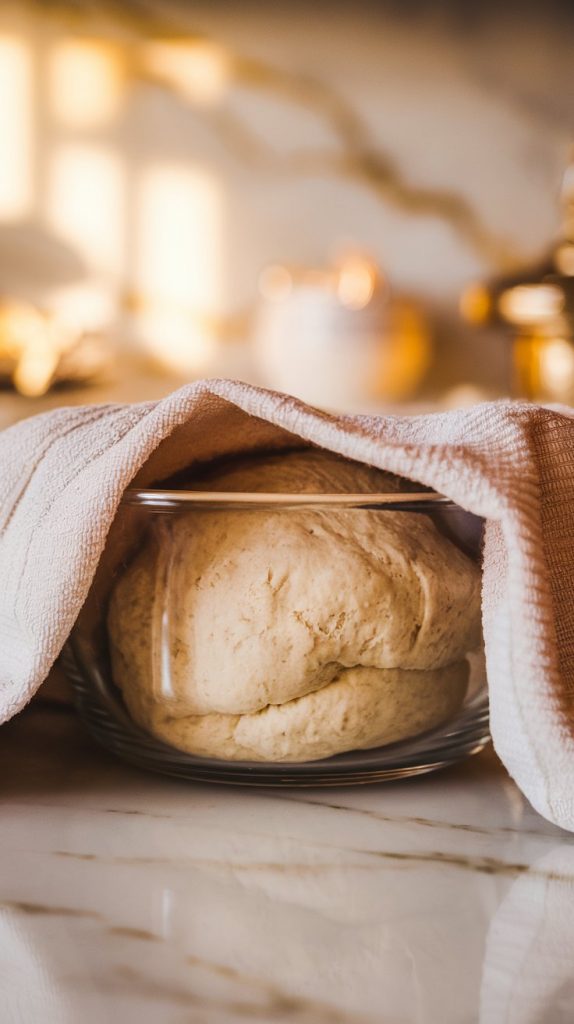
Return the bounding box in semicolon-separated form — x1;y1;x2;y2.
1;379;574;829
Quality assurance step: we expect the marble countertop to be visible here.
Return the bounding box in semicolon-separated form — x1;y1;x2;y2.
2;703;574;1024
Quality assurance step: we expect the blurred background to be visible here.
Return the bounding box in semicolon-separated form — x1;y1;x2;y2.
0;0;573;422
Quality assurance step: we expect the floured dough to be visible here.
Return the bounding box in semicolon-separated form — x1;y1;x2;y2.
108;450;481;761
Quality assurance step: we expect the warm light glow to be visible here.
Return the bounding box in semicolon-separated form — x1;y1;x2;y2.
258;264;293;302
459;283;491;324
137;164;221;308
0;302;47;358
13;344;59;397
499;284;563;325
0;301;72;397
137;306;217;375
444;383;489;409
337;258;377;310
0;36;33;219
538;337;574;396
135;163;222;373
373;300;431;400
143;39;229;106
46;144;124;274
49;38;123;128
49;283;115;332
555;242;574;277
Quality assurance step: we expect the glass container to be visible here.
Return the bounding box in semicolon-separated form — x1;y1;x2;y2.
64;488;489;785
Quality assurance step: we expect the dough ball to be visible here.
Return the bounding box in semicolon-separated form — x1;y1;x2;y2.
124;661;469;763
108;450;481;761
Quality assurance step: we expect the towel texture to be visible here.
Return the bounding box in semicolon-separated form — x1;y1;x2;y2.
1;379;574;828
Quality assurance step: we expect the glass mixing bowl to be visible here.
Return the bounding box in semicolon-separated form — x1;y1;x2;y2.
63;488;489;785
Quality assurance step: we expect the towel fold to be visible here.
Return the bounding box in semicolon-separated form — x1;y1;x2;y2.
1;379;574;829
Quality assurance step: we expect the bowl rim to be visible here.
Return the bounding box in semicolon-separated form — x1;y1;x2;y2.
123;488;457;511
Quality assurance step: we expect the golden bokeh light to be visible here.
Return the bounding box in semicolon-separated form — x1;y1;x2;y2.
0;301;72;397
49;38;123;128
135;163;222;373
373;299;431;401
136;305;217;375
0;36;33;219
46;144;125;274
498;284;564;326
459;283;492;324
555;243;574;277
142;39;229;107
538;337;574;397
337;257;377;311
513;331;574;403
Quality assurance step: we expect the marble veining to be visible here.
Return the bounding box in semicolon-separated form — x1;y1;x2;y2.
2;705;574;1023
51;842;574;883
2;901;101;919
280;794;574;842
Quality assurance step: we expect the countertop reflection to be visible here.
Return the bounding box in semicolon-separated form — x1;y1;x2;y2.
1;702;573;1024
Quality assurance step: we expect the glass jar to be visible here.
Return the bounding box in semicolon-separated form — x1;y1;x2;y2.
64;488;489;785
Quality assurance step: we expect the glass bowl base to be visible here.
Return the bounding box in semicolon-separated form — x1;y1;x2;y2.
62;645;490;787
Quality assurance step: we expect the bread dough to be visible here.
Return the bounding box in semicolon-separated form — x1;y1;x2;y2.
121;662;469;762
108;450;481;761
